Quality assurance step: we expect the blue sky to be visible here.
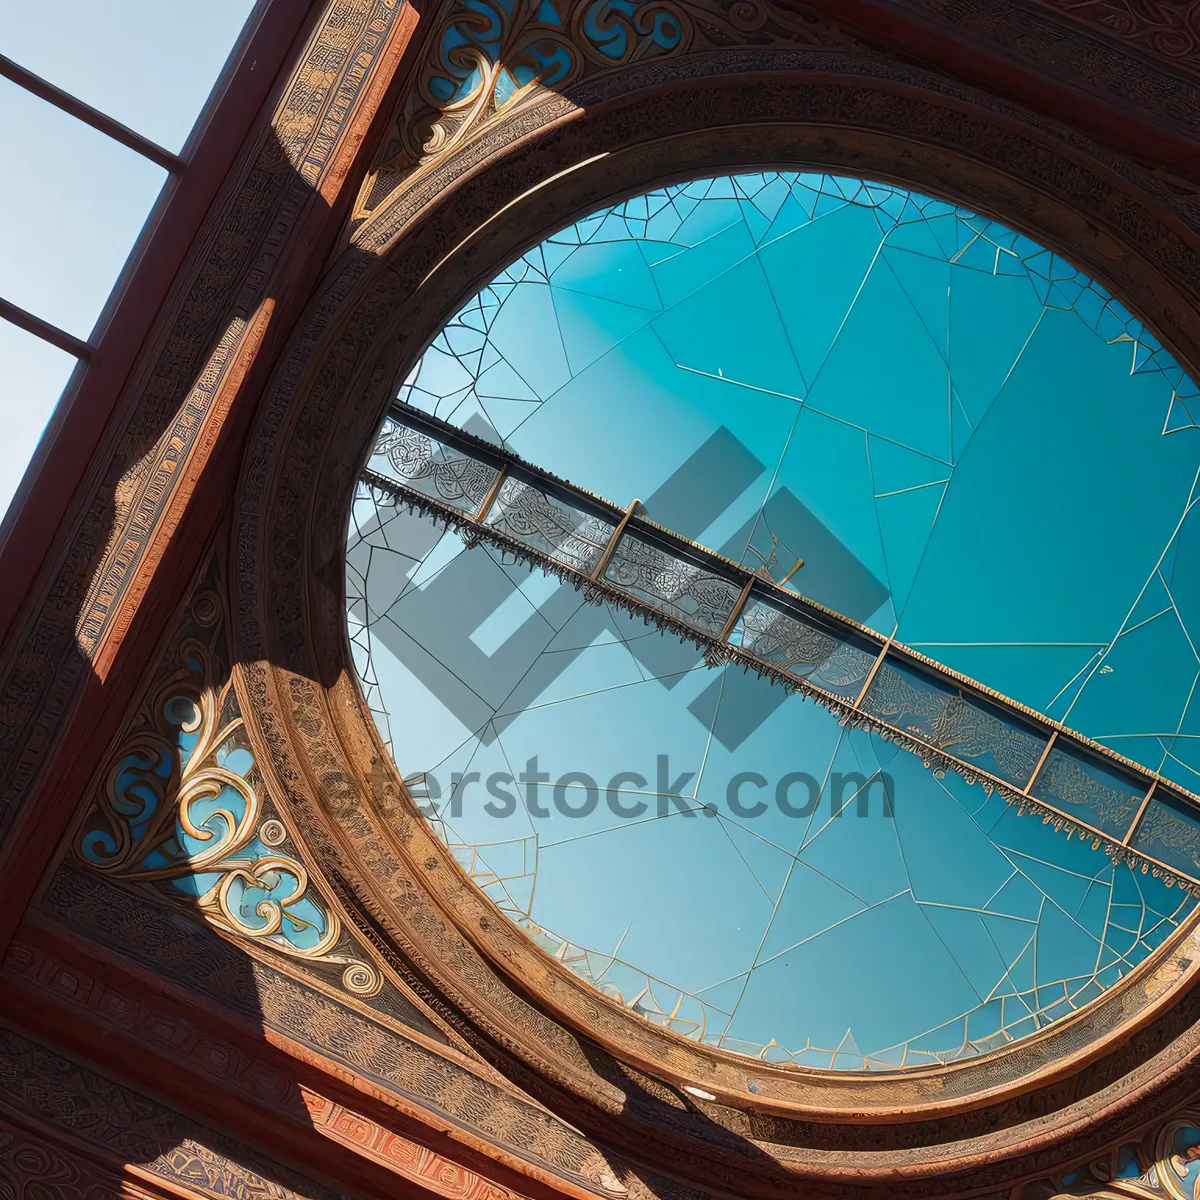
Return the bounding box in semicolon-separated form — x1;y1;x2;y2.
0;0;256;523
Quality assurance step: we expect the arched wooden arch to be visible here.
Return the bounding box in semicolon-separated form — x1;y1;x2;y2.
230;42;1200;1197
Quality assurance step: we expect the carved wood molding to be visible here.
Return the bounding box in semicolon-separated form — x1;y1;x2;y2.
0;932;544;1200
1024;0;1200;71
789;0;1200;191
0;1021;340;1200
0;1114;151;1200
354;0;868;224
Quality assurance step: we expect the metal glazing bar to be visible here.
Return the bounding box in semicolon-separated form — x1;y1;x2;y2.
473;464;508;523
778;556;805;585
591;498;641;581
1022;730;1058;795
853;636;894;708
0;53;185;173
718;577;756;643
1124;781;1159;848
0;296;91;360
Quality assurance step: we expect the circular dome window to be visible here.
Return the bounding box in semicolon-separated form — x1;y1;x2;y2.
346;173;1200;1071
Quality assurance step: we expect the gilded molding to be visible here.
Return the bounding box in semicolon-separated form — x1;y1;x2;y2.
71;562;383;999
40;860;454;1049
1022;1105;1200;1198
355;0;864;221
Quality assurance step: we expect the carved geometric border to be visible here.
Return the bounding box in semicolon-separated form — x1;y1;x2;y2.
0;1021;341;1200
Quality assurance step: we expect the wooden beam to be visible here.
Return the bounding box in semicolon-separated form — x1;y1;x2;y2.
0;53;185;173
0;296;91;360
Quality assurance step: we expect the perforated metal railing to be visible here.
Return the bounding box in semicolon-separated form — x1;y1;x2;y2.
362;400;1200;893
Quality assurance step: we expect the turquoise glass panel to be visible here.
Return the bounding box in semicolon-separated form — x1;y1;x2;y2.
1132;789;1200;879
1030;745;1146;841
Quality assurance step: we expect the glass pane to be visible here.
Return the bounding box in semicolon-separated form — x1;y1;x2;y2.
368;418;498;514
1030;745;1146;841
0;77;166;338
603;533;742;635
0;0;257;152
861;658;1049;788
732;596;877;701
485;476;615;575
1131;788;1200;882
0;318;79;520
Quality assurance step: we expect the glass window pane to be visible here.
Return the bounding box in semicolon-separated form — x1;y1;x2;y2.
0;0;257;152
0;318;79;520
1030;743;1146;841
733;596;877;701
1131;788;1200;881
485;476;616;575
0;77;166;338
603;533;742;635
367;417;499;514
861;658;1050;788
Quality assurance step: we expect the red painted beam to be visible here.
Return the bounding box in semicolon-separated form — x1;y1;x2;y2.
1;916;581;1200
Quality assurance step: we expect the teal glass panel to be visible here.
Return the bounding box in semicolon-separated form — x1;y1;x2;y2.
862;660;1049;788
353;173;1200;1069
1131;789;1200;880
1030;745;1146;840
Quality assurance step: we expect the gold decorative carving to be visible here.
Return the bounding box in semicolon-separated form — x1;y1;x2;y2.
357;0;860;217
1024;1104;1200;1198
73;571;381;997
